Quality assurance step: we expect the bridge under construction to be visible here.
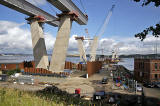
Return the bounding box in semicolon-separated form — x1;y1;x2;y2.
0;0;88;72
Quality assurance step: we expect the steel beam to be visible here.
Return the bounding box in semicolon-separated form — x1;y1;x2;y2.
0;0;59;27
47;0;88;25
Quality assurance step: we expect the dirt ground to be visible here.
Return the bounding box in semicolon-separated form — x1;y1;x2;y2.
0;68;140;98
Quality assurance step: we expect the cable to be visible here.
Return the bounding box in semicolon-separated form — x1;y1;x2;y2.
47;2;57;15
95;5;115;37
79;0;87;14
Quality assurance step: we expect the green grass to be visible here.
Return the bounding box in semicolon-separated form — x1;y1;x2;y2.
0;87;63;106
0;87;94;106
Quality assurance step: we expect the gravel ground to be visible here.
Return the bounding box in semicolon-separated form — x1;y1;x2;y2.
0;82;44;91
0;68;140;97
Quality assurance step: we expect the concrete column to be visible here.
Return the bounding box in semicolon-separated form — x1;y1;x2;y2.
90;36;99;62
77;39;87;62
49;15;72;72
30;20;49;69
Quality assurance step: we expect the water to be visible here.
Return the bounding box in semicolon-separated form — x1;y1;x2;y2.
0;55;81;64
0;55;134;71
118;58;134;71
0;55;34;63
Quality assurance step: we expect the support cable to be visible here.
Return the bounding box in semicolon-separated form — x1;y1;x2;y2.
47;2;57;15
79;0;87;14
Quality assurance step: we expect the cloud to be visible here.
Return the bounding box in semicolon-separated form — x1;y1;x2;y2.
0;20;53;54
0;21;32;53
26;0;46;6
68;35;78;54
0;20;160;55
0;20;79;54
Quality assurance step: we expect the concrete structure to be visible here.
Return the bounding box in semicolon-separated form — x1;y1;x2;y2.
27;17;49;69
0;0;59;70
90;36;99;62
75;37;87;62
49;15;72;72
47;0;88;72
134;58;160;82
0;0;88;73
47;0;88;25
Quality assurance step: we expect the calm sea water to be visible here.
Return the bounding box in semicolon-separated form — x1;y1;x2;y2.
0;55;81;64
0;56;134;71
118;58;134;71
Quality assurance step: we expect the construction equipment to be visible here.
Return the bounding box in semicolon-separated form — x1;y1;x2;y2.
111;49;119;63
84;28;93;51
90;5;115;61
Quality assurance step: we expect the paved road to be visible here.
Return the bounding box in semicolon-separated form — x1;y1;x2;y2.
143;87;160;99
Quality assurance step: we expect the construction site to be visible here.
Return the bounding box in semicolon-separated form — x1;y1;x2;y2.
0;0;160;106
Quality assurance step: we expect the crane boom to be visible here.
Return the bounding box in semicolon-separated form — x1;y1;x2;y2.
90;5;115;61
85;28;90;38
98;5;115;38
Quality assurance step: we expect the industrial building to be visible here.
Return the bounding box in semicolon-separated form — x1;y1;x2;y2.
134;58;160;82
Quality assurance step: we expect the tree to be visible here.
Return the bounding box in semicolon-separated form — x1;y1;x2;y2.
133;0;160;7
133;0;160;41
135;24;160;41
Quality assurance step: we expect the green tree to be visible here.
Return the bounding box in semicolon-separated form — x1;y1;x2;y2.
133;0;160;7
133;0;160;41
135;24;160;41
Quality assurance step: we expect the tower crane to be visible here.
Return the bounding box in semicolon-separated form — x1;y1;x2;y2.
90;5;115;61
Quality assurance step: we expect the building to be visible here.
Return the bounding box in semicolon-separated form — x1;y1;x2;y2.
134;58;160;82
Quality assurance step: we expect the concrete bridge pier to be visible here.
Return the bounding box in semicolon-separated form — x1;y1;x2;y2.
26;16;49;69
75;37;87;62
49;13;77;72
90;36;99;62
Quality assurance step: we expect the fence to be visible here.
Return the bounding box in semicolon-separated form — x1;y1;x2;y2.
65;61;83;70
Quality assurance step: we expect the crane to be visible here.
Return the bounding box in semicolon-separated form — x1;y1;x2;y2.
111;48;119;62
90;5;115;61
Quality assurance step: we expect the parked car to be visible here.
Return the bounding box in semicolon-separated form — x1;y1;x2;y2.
143;82;154;88
0;74;8;81
154;82;160;88
136;84;142;92
101;77;108;84
93;91;105;101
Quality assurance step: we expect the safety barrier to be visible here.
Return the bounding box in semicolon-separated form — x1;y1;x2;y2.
65;61;83;71
23;68;71;77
